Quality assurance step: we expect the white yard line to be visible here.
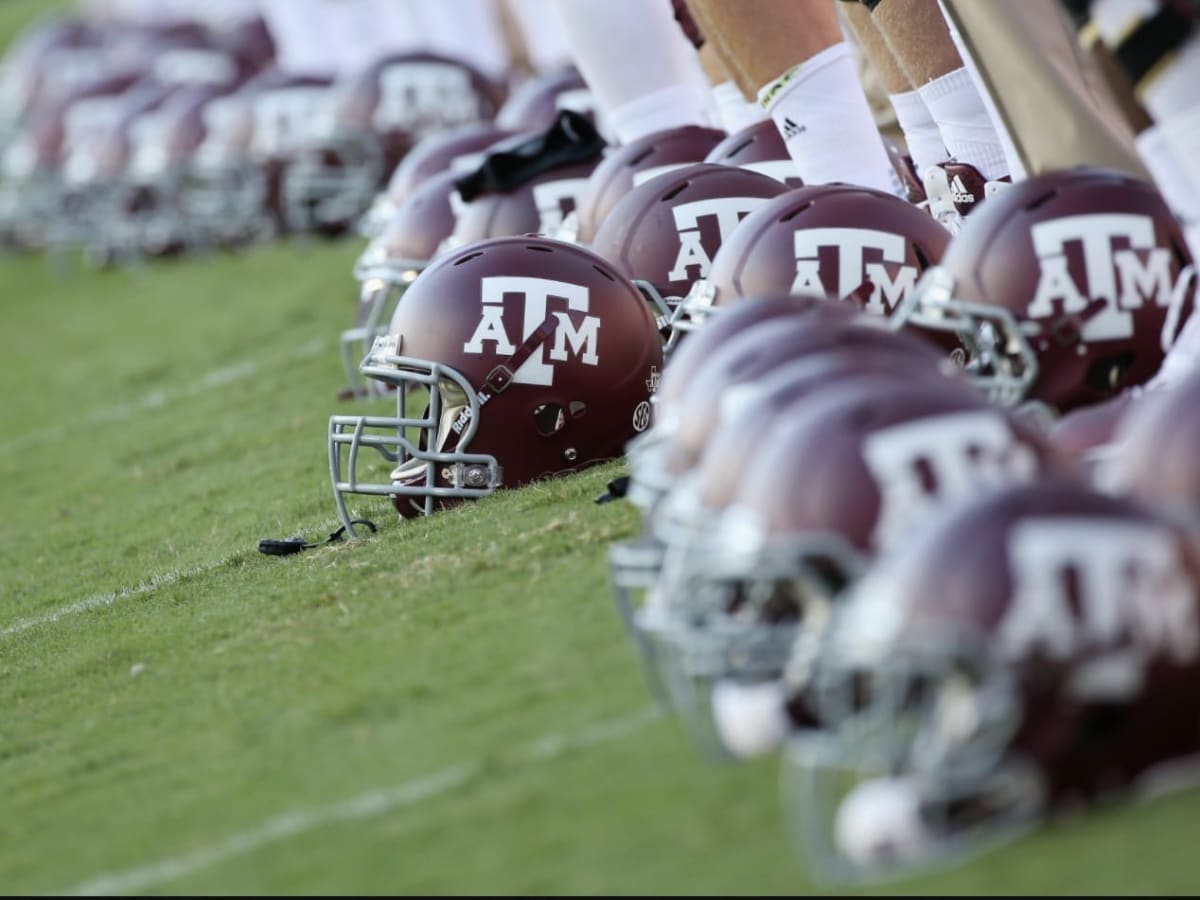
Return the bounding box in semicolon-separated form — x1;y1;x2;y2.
0;338;327;459
0;517;348;640
62;707;661;896
0;562;221;640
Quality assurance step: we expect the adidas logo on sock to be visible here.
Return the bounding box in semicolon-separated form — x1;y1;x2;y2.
781;117;804;140
950;174;975;205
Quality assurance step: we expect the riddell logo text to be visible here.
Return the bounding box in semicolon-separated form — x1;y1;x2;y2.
1028;213;1174;340
463;277;601;386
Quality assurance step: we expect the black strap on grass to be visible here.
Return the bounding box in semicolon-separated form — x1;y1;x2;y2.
594;476;630;504
258;519;378;556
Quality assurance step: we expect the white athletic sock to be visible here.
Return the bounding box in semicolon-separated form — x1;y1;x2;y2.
888;89;948;174
713;81;766;135
1137;123;1200;229
757;42;901;195
554;0;718;145
918;66;1009;181
934;0;1026;180
606;82;720;145
506;0;575;75
1160;105;1200;232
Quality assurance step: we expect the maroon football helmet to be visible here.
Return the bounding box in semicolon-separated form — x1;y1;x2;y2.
281;52;504;235
342;168;467;399
638;376;1057;758
569;124;727;243
358;122;515;238
649;294;840;434
590;162;791;322
670;183;952;343
625;299;869;512
176;68;333;245
787;476;1200;882
118;80;251;256
895;167;1195;413
703;119;803;188
0;66;146;248
329;235;663;529
643;318;962;508
610;331;966;729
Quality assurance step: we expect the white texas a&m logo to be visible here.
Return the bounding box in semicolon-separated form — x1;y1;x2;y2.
1028;213;1173;341
792;228;919;314
668;197;771;282
999;519;1199;692
532;179;590;234
374;63;483;135
463;276;601;386
862;410;1038;551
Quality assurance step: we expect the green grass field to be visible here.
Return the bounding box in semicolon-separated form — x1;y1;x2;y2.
2;7;1199;897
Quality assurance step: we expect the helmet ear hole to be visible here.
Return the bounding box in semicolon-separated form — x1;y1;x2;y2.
534;402;567;436
1085;351;1134;393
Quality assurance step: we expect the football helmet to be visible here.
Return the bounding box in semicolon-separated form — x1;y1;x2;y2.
623;295;859;508
0;68;145;249
626;301;871;513
895;167;1195;412
281;52;504;235
786;476;1200;883
342;168;466;399
568;124;727;243
357;122;514;239
178;68;332;247
640;375;1054;758
670;183;952;345
589;162;791;323
118;80;247;257
329;236;663;529
922;160;1012;234
703;119;803;188
47;76;177;258
611;329;964;720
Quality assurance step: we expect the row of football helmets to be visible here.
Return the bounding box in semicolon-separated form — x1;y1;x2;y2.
14;9;1200;882
323;60;1200;882
0;11;539;265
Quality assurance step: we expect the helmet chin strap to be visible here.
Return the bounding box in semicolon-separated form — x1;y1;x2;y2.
258;519;378;556
477;315;560;400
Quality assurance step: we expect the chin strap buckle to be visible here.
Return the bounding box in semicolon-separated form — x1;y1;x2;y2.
594;475;631;505
258;519;378;556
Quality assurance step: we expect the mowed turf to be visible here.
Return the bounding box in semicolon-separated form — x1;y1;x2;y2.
1;19;1199;899
0;217;1197;899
